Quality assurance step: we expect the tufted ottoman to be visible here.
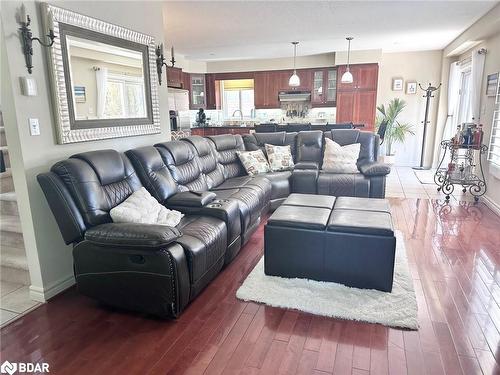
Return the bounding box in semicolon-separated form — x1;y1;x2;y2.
264;194;396;292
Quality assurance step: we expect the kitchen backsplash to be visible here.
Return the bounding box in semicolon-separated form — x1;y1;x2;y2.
189;107;336;125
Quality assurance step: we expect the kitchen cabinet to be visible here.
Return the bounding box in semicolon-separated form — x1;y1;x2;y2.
190;127;252;136
254;70;305;109
190;74;206;110
311;68;337;107
336;63;378;131
205;74;219;110
166;67;183;88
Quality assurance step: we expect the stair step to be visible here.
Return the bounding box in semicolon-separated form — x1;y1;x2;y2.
0;169;14;193
0;265;30;284
0;215;22;233
0;127;5;147
0;252;28;271
0;192;18;216
0;146;9;169
0;229;25;249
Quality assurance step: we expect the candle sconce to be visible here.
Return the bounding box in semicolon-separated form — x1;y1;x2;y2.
155;43;175;86
19;9;56;74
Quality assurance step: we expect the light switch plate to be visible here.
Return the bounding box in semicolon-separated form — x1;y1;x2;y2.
29;118;40;136
20;76;38;96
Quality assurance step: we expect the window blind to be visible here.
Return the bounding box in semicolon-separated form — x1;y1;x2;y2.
488;79;500;166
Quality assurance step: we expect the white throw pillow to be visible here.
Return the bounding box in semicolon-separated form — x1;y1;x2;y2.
110;187;184;227
265;144;295;172
237;150;271;176
322;138;361;173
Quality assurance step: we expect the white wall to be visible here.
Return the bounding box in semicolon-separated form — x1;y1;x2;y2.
0;1;171;301
376;51;443;166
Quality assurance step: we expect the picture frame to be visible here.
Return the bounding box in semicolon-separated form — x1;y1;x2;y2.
406;81;417;95
486;72;499;97
392;78;403;91
42;4;160;144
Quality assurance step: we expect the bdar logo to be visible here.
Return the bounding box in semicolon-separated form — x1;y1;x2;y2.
0;361;17;375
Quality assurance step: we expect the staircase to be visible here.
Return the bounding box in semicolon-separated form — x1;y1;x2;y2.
0;121;30;285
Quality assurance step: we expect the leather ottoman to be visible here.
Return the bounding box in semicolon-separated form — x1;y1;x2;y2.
264;195;396;292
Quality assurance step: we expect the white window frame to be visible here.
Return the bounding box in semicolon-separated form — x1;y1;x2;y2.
487;76;500;168
106;72;146;118
457;60;472;125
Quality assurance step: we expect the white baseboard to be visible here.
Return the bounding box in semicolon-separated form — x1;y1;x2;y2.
483;194;500;218
29;274;75;302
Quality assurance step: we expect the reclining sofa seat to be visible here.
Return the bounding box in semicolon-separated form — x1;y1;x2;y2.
37;149;228;318
320;129;389;198
149;136;270;245
242;132;297;209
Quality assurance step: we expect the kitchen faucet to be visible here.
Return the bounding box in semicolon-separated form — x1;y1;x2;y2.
232;109;243;120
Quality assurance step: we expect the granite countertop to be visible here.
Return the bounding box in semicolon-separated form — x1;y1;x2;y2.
191;125;256;129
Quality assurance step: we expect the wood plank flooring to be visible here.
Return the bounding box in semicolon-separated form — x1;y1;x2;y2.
1;197;500;374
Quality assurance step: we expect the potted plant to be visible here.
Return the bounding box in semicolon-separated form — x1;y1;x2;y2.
375;98;415;165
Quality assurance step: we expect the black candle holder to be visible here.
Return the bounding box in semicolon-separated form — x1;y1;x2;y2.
155;43;175;86
20;14;56;74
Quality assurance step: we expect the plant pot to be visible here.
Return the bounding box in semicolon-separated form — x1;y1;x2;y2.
381;154;396;165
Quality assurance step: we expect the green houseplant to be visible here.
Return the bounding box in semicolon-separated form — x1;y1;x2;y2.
375;98;415;163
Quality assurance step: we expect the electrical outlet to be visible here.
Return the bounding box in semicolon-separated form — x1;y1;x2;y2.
29;118;40;136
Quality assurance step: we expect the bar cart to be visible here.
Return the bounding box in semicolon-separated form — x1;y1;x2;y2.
434;139;488;202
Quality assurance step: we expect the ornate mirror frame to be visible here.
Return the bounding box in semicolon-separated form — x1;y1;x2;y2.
42;4;161;144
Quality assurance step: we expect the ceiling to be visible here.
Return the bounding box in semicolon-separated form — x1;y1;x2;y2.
163;1;497;61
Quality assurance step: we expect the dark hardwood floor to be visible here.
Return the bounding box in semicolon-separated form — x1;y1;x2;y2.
1;198;500;374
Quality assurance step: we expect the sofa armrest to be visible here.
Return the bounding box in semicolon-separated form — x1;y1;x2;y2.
359;163;391;177
294;161;319;170
85;223;182;250
166;191;216;207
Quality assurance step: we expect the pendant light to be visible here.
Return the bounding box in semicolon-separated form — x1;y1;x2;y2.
341;37;354;84
289;41;300;87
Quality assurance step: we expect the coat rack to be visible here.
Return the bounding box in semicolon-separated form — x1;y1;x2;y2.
413;83;441;170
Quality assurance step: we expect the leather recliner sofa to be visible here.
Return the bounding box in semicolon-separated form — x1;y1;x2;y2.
37;129;390;318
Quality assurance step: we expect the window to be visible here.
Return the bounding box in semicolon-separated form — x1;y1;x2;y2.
488;81;500;167
221;79;254;119
457;69;472;125
103;73;146;119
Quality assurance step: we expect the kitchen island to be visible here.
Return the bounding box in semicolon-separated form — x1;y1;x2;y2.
190;126;255;136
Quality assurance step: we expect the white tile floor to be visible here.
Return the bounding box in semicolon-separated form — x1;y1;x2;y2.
0;281;41;327
386;166;476;202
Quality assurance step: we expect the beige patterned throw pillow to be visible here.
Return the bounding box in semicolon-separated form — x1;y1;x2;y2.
237;150;271;176
265;144;294;172
322;138;361;173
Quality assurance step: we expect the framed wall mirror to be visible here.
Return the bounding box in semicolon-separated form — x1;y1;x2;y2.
42;4;160;144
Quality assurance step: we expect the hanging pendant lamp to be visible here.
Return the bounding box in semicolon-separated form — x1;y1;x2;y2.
341;37;354;84
289;41;300;87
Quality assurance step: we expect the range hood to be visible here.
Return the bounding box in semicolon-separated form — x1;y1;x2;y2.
278;90;311;102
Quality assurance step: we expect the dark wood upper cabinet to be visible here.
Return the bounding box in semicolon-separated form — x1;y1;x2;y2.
205;73;217;110
189;74;206;110
336;63;379;131
311;68;337;107
166;67;183;89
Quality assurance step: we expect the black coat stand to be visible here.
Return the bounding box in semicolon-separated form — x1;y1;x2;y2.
413;83;441;170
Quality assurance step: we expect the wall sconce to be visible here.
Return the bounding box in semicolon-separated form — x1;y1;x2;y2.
19;5;56;74
155;43;175;86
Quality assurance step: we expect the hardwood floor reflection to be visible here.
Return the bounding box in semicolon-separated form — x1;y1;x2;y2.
1;198;499;374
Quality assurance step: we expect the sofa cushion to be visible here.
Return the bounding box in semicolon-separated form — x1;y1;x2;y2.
265;144;294;172
260;171;291;201
322;138;360;173
236;150;271;176
317;172;370;197
182;136;225;189
208;134;246;179
296;131;323;162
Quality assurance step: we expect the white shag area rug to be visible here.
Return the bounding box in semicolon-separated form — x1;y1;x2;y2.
236;231;418;330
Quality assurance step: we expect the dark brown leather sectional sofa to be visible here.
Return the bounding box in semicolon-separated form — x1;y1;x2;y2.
37;129;390;318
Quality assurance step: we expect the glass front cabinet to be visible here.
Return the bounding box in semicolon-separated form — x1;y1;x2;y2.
311;68;337;107
190;74;206;109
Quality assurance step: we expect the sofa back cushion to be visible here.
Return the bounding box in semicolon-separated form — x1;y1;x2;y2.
243;131;298;161
182;136;225;189
155;141;209;192
126;146;179;203
207;134;246;179
296;130;323;163
328;129;378;165
50;149;142;227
